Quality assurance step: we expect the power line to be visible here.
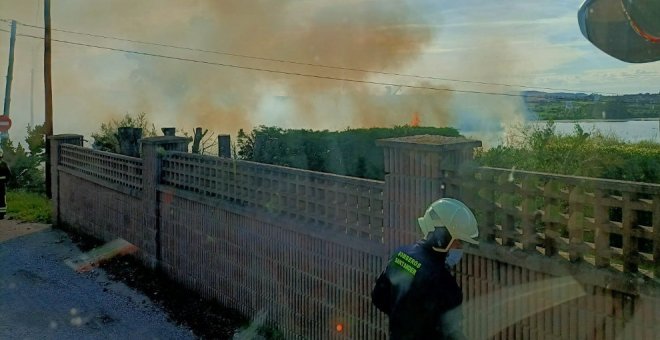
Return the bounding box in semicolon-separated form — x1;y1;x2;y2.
0;28;528;98
0;18;625;96
1;27;657;105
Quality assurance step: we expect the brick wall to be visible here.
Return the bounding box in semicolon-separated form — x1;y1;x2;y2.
58;171;152;254
50;134;659;339
457;252;660;339
159;190;387;338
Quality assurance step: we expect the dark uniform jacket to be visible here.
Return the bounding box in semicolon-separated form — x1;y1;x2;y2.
0;161;10;182
0;160;11;216
372;241;465;340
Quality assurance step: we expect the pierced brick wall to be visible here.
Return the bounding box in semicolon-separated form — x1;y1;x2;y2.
52;134;660;339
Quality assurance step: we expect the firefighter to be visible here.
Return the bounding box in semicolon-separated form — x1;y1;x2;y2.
0;150;11;219
371;198;479;340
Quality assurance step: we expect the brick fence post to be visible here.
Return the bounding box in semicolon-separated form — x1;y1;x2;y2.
376;135;482;251
48;134;83;226
140;136;190;268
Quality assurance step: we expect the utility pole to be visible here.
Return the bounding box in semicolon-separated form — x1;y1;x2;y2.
32;0;41;128
2;20;17;142
45;0;53;198
30;68;34;127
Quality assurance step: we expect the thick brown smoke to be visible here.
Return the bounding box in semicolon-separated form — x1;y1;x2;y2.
77;0;443;133
191;0;442;131
1;0;448;139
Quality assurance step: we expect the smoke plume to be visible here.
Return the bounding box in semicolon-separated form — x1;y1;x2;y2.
54;0;441;135
1;0;535;145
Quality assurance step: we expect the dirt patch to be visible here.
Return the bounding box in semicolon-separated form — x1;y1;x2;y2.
0;219;51;242
61;227;282;339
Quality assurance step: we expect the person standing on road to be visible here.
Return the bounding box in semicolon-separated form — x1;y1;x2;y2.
0;150;12;219
371;198;479;340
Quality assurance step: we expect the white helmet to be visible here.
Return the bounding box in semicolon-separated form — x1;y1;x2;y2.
418;198;479;247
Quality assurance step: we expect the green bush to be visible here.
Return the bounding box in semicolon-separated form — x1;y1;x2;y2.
236;125;460;180
476;122;660;183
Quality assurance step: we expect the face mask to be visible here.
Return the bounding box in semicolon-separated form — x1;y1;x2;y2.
445;249;463;267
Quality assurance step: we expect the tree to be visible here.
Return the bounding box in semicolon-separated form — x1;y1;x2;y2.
91;112;157;153
92;113;221;155
236;128;256;160
26;124;46;163
0;124;47;192
177;127;217;155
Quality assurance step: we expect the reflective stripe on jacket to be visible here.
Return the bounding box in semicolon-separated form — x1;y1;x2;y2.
372;241;465;340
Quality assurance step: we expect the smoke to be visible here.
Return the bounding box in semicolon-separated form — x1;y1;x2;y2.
441;35;530;146
1;0;539;145
45;0;440;136
350;83;454;128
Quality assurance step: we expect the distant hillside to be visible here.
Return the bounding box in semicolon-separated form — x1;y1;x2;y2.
523;91;660;120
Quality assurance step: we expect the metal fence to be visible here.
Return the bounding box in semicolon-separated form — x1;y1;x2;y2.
52;135;659;339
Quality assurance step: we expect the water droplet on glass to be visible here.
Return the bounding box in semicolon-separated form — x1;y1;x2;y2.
70;317;83;326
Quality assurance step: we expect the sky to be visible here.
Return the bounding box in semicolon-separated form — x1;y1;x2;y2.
0;0;659;146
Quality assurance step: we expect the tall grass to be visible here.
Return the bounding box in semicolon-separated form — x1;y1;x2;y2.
476;122;660;183
6;190;52;223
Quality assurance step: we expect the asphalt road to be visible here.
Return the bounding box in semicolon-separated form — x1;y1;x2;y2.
0;220;195;340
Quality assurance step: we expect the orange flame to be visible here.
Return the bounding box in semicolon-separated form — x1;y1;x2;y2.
411;112;421;127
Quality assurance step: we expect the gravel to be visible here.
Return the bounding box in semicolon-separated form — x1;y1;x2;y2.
0;227;195;340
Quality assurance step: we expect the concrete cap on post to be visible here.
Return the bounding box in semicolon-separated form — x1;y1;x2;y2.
161;127;176;136
47;134;84;143
139;136;190;154
376;135;482;151
376;135;482;175
48;134;84;155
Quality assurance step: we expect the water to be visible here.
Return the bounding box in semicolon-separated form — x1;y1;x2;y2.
532;120;660;143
